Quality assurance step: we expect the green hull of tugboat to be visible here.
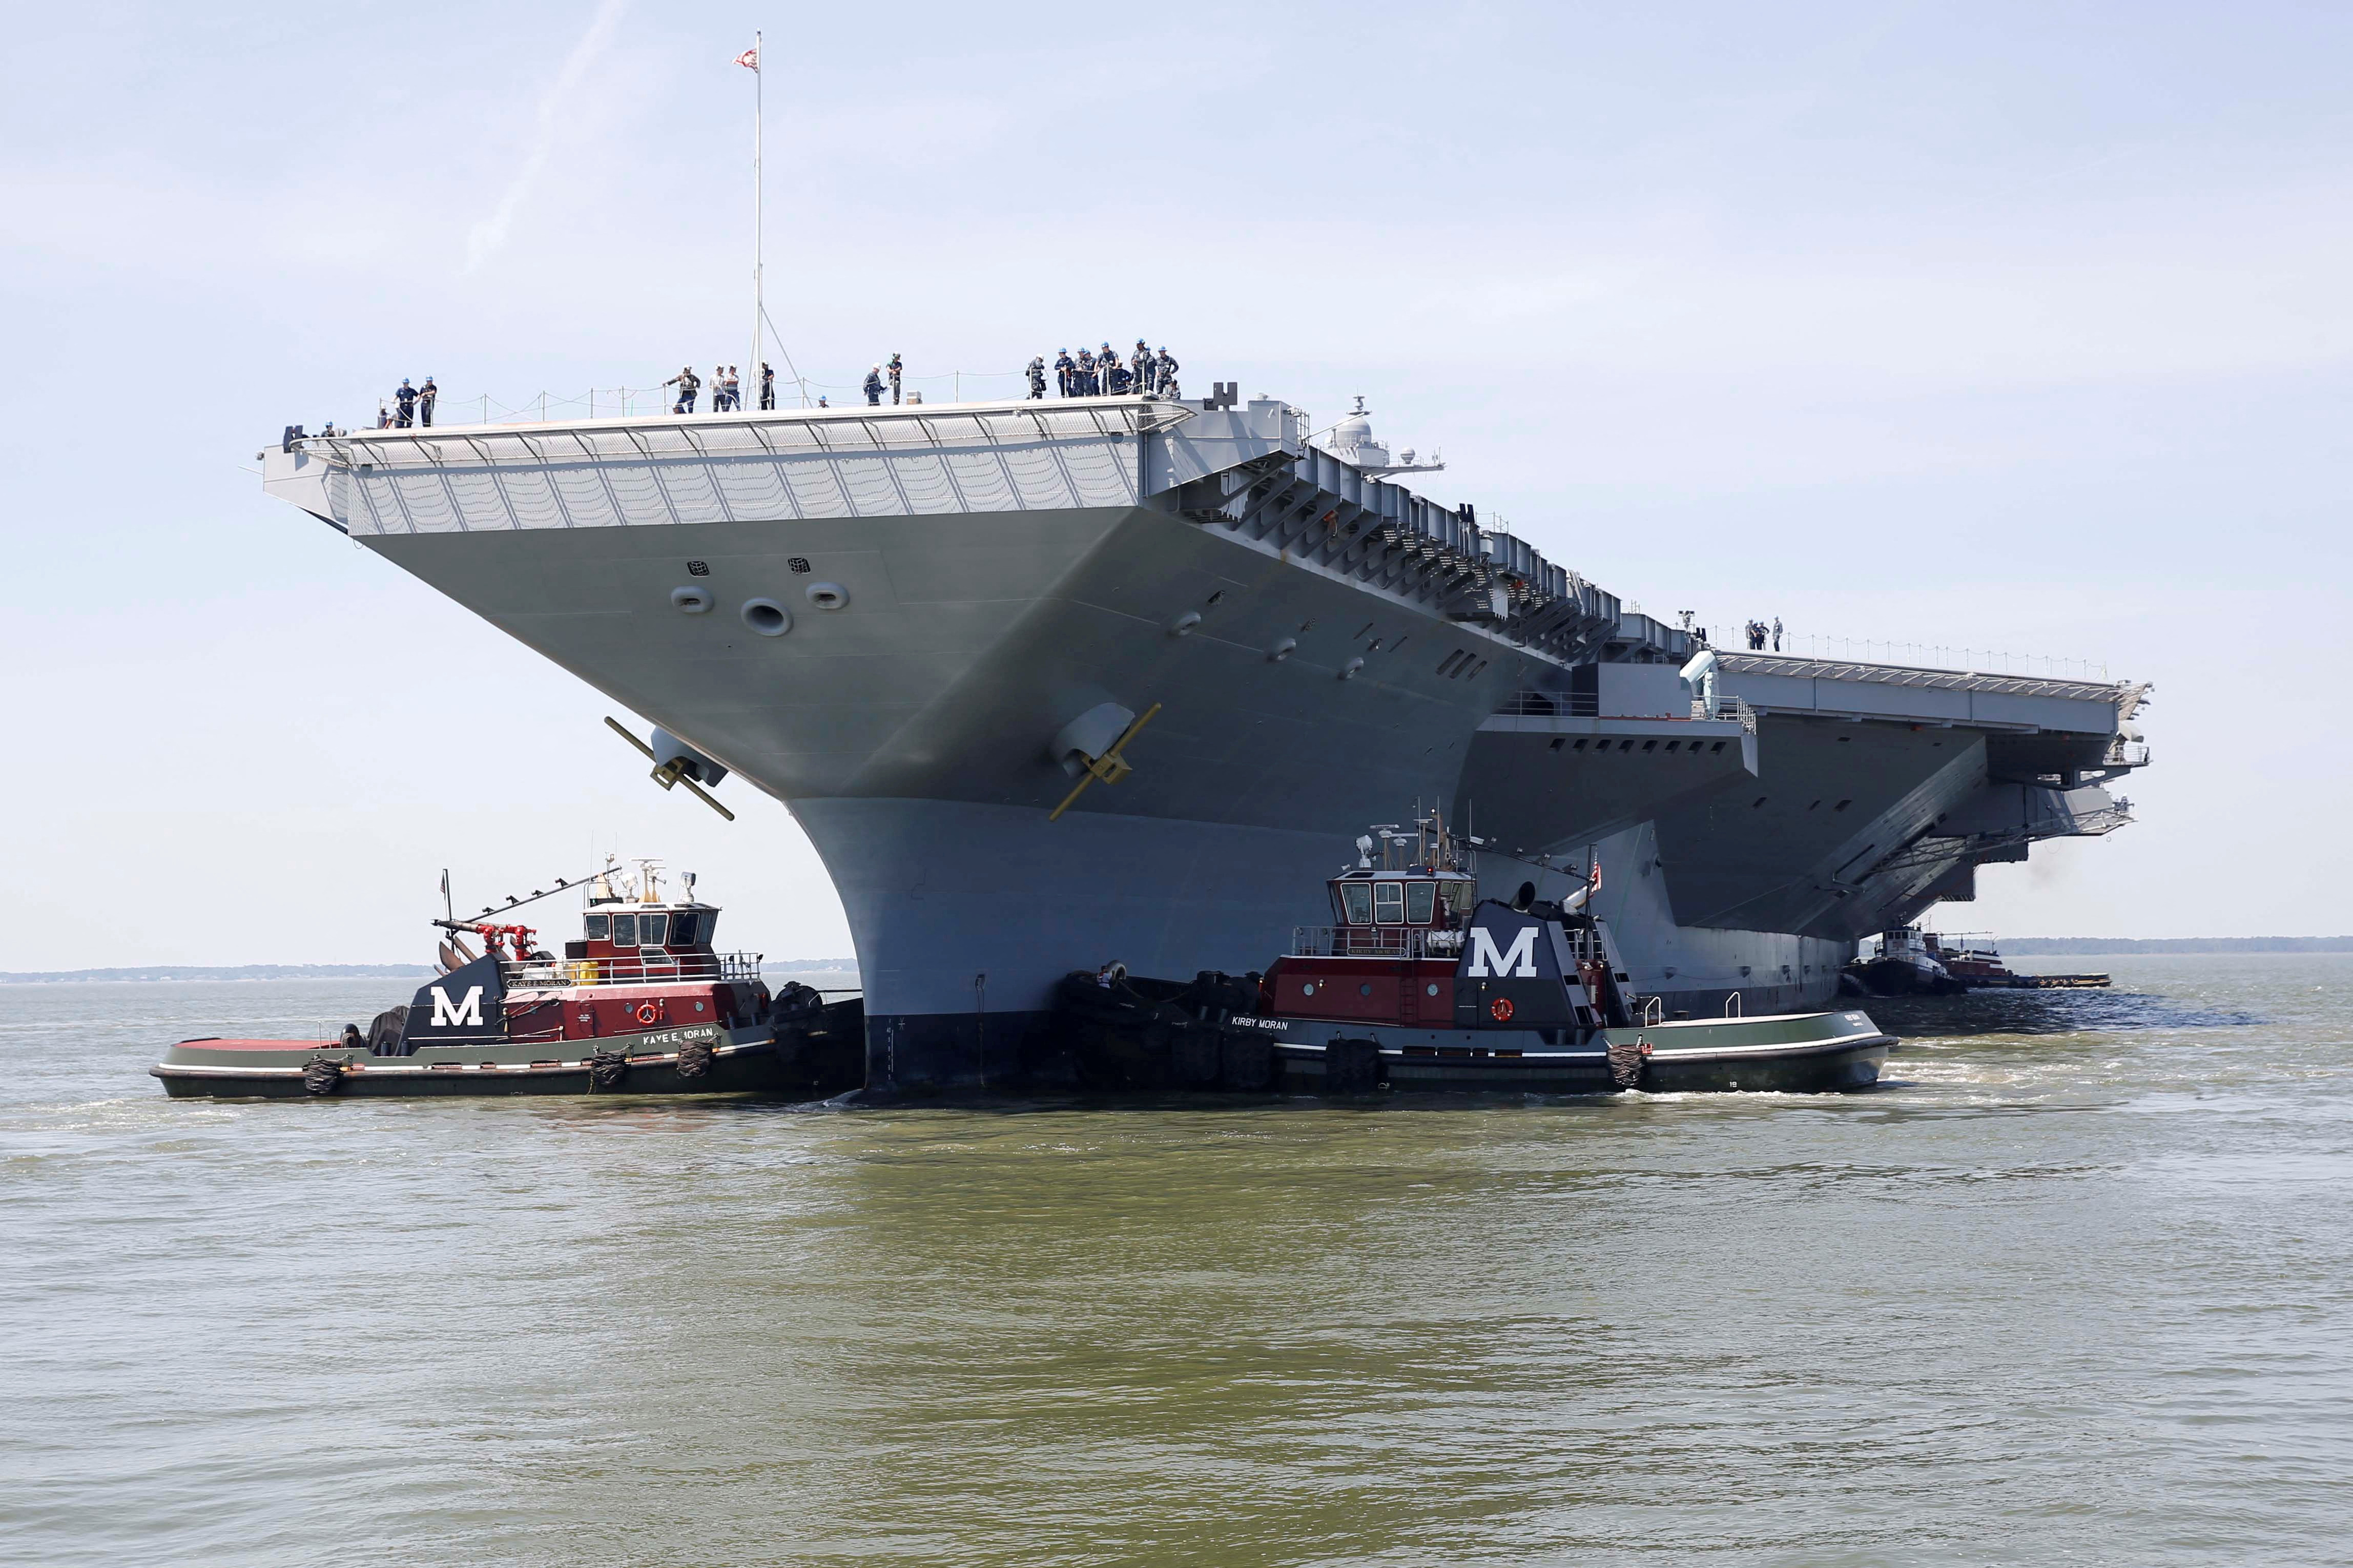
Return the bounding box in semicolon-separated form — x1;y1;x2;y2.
1271;1009;1893;1095
153;1008;866;1101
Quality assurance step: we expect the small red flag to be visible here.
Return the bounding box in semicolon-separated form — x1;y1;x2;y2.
734;44;759;70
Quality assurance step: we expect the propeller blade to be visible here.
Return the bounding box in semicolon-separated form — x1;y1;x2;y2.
676;773;738;823
604;715;659;761
1049;772;1096;822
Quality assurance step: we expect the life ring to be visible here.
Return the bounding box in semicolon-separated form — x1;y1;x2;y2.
634;1001;661;1026
1489;997;1515;1023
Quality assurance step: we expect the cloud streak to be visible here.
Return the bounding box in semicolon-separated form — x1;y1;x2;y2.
465;0;631;272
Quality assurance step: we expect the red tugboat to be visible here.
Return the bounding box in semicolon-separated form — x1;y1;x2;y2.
1256;812;1893;1093
151;860;861;1099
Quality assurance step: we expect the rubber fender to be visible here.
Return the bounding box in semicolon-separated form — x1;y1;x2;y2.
1324;1038;1382;1094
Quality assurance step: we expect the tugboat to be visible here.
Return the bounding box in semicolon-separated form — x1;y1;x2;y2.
1255;812;1893;1092
1845;929;2111;994
151;860;862;1099
1845;926;1967;996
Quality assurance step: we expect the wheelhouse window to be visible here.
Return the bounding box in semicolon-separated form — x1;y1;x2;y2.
1443;880;1478;915
1406;882;1436;925
1374;882;1405;924
669;911;701;946
583;914;609;941
641;912;670;946
610;913;638;948
1339;882;1373;925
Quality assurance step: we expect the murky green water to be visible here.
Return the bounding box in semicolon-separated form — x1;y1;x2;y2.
4;956;2348;1565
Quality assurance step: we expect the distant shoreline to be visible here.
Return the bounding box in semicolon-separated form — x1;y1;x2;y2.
2001;938;2352;955
0;959;862;984
3;944;2340;983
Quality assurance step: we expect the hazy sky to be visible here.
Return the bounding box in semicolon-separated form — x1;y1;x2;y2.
3;1;2347;967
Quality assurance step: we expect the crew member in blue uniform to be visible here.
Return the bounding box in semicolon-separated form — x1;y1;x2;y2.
1055;348;1075;397
665;365;700;414
418;376;438;426
1104;349;1129;395
759;362;775;410
393;378;417;428
1133;339;1153;393
863;365;884;405
1075;347;1096;396
886;353;903;405
1155;347;1178;396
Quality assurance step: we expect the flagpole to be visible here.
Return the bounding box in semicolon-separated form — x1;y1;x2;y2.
750;30;763;415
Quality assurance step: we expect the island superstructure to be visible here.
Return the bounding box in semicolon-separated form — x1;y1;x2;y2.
260;389;2150;1090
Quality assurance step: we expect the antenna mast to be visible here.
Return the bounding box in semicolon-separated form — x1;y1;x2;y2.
747;32;763;411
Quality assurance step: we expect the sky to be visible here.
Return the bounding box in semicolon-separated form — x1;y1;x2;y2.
1;1;2347;967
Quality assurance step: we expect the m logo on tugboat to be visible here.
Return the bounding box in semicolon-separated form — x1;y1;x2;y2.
429;984;485;1028
1466;925;1539;978
402;953;508;1047
1452;902;1581;1030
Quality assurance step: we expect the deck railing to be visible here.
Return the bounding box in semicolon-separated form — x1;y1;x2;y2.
1689;694;1759;732
1288;926;1463;959
499;951;765;989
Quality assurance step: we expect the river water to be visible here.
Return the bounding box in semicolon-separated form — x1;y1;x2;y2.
3;955;2348;1566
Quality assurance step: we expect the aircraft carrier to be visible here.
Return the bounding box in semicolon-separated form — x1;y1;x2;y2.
259;388;2151;1091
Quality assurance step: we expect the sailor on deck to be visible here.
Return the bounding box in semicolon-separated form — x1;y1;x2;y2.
1027;356;1047;399
1155;347;1178;396
886;353;903;406
665;366;700;414
1133;339;1153;392
759;362;775;410
392;378;417;428
1054;348;1075;397
863;366;884;406
1075;347;1096;396
419;376;438;427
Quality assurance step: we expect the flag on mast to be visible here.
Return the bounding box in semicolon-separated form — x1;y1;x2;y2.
734;43;759;70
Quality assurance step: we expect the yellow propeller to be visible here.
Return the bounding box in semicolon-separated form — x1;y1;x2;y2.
1050;703;1162;821
604;716;738;822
